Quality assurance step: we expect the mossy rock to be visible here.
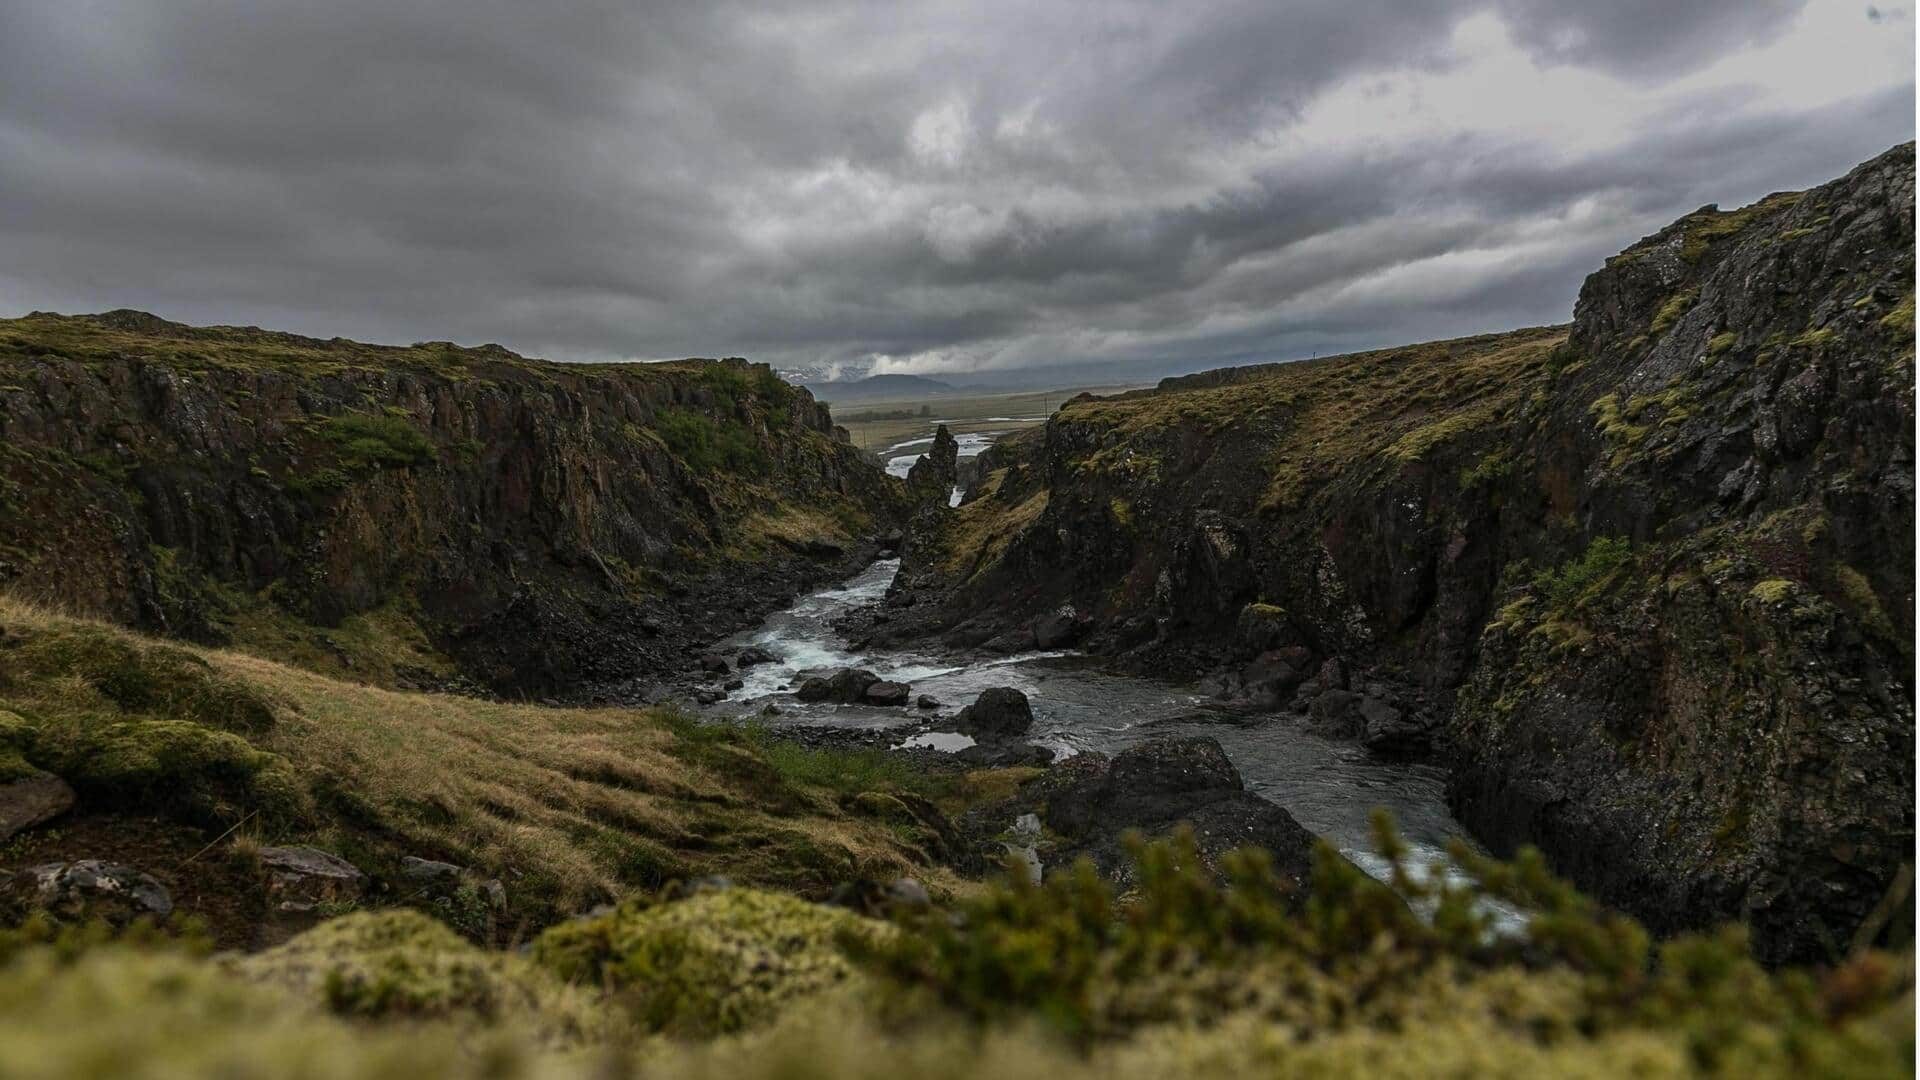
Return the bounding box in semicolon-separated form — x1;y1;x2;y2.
531;887;890;1035
31;717;305;829
3;627;277;734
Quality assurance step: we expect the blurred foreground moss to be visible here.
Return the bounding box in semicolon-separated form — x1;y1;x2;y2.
0;820;1908;1079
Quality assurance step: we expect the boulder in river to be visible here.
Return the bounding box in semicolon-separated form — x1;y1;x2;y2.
862;680;911;706
794;668;880;703
965;735;1321;893
951;687;1033;738
733;646;776;668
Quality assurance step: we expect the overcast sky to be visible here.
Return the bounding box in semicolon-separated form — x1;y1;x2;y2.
0;1;1912;384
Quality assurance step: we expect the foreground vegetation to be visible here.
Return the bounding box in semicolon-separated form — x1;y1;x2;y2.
0;820;1907;1079
0;596;976;939
0;595;1908;1076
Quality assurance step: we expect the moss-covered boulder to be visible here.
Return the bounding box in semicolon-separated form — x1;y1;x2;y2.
531;887;890;1035
241;909;609;1042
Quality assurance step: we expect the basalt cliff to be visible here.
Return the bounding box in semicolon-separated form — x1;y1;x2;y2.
873;143;1917;963
0;311;909;695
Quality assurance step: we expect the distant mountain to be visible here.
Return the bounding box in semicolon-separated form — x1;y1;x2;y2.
801;373;956;402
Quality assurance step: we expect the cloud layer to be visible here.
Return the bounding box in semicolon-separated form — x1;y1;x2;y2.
0;0;1910;382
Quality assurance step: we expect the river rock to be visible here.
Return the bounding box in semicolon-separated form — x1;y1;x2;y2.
259;846;366;912
795;668;880;703
951;687;1034;738
0;771;74;841
15;861;172;923
699;652;731;674
733;646;776;668
1361;696;1432;755
862;680;911;706
1031;607;1087;649
1306;687;1360;734
955;741;1054;767
1239;651;1305;710
971;736;1320;892
916;694;940;710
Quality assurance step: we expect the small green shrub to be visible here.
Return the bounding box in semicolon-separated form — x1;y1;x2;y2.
655;407;769;475
531;887;887;1035
1532;537;1632;610
319;413;435;471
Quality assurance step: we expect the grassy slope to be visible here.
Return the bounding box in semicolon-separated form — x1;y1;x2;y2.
938;326;1568;581
0;596;981;936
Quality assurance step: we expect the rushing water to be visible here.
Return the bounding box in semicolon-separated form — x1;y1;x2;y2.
713;555;1508;902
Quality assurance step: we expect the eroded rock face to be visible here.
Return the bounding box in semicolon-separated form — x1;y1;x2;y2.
906;425;960;507
0;316;910;695
876;145;1917;962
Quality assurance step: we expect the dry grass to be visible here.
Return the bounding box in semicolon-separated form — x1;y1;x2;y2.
0;595;968;923
1047;327;1566;514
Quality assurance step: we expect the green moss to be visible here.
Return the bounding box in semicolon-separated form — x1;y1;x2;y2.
1748;579;1796;605
1651;289;1698;335
242;910;608;1039
1832;564;1896;642
531;888;888;1035
1707;332;1738;357
1;625;277;734
1789;326;1837;349
1676;193;1802;263
655;407;770;475
1879;293;1914;340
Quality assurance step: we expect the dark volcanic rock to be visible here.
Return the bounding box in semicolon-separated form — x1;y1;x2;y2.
795;668;881;704
862;680;911;706
1031;607;1088;649
0;318;912;697
950;687;1034;738
733;646;776;668
906;425;960;507
974;736;1320;891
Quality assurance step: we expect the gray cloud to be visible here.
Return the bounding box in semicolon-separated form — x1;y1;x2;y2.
0;0;1909;384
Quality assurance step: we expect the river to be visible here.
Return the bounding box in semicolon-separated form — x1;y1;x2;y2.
712;555;1505;896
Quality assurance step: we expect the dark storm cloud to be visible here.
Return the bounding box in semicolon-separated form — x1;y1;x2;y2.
0;0;1910;382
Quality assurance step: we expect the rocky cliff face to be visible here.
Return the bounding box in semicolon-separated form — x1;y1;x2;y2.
876;144;1915;963
0;311;910;693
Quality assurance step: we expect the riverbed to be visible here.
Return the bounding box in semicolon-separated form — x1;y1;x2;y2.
710;555;1496;892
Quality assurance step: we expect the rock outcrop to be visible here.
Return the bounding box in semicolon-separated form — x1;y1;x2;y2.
905;425;959;507
877;145;1917;962
964;736;1321;891
0;313;910;694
